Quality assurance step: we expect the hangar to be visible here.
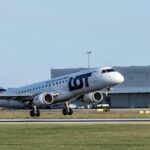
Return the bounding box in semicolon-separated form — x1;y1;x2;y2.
51;66;150;108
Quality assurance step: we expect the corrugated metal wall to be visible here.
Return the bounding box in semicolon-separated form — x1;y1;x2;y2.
110;93;150;108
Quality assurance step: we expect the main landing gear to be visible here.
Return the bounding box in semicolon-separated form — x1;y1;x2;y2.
30;104;40;117
62;102;74;115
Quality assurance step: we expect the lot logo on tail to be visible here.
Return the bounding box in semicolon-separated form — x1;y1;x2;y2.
68;72;92;91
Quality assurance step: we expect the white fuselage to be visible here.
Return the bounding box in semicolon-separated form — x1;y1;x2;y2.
0;67;124;108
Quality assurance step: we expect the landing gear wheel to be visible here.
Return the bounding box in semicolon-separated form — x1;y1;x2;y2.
68;108;73;115
62;108;74;115
62;101;74;116
62;109;68;115
36;109;41;117
30;110;36;117
29;103;41;117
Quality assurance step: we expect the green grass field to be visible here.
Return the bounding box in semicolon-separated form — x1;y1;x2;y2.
0;109;150;119
0;124;150;150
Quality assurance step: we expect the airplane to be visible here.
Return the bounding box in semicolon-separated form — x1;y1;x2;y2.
0;67;124;117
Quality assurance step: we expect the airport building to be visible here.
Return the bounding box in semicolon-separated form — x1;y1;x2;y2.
51;66;150;108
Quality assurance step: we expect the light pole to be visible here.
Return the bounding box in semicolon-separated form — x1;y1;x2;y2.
86;51;92;68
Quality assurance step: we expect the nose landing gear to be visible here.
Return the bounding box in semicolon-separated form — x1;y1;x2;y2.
104;88;111;108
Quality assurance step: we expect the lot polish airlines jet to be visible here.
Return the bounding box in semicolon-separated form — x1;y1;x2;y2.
0;67;124;117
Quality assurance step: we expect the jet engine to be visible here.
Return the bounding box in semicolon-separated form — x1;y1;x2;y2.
33;93;54;106
82;91;103;104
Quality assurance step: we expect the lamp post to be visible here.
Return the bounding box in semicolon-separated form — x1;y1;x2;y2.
86;51;92;68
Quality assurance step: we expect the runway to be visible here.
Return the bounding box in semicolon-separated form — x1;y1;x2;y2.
0;118;150;124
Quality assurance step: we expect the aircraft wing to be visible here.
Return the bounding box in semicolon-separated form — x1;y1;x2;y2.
0;92;60;101
0;93;34;101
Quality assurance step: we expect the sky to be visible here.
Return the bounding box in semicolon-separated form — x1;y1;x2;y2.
0;0;150;87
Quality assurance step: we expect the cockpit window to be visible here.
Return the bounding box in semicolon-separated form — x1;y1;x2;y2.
101;69;115;74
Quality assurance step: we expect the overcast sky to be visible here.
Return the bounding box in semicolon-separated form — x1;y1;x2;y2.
0;0;150;87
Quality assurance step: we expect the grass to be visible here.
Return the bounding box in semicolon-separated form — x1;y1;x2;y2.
0;124;150;150
0;109;150;119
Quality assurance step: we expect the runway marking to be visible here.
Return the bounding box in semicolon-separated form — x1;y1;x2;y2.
0;119;150;124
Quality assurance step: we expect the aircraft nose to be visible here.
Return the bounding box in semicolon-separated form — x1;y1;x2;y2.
116;73;124;84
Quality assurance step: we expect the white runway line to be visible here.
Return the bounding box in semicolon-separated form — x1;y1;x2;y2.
0;119;150;124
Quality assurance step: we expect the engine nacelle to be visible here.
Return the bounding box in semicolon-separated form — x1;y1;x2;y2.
82;91;103;104
33;93;54;106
